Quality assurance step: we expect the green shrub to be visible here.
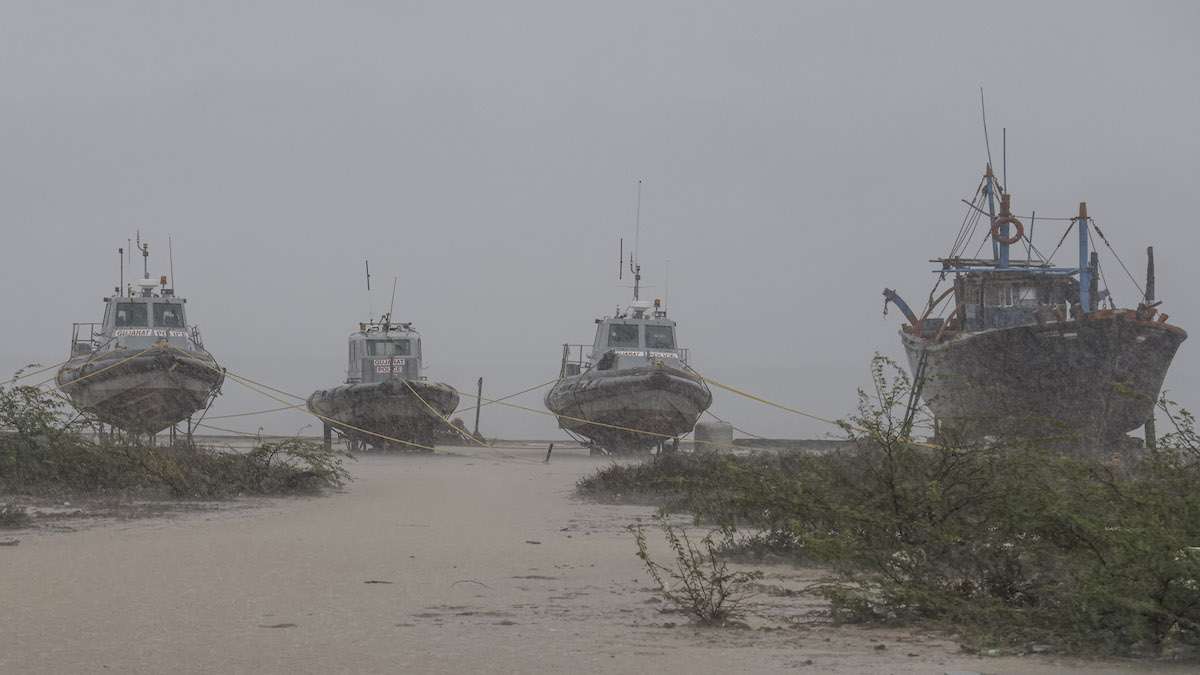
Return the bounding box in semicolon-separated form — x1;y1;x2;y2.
0;378;350;498
586;355;1200;656
0;502;30;529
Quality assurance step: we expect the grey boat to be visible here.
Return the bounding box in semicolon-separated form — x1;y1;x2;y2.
56;245;223;436
884;166;1186;449
307;316;459;451
545;263;711;454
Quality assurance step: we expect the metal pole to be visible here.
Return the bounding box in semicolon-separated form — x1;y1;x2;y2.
1145;246;1156;305
1077;202;1090;313
985;166;1002;264
1144;246;1158;450
473;377;483;437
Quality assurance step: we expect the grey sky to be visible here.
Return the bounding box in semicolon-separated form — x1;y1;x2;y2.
2;1;1197;439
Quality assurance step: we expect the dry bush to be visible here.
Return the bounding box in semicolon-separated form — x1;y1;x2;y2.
630;514;762;625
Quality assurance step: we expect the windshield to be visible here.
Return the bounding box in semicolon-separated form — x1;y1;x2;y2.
114;303;148;327
607;324;639;348
153;303;185;328
367;339;411;356
645;325;675;349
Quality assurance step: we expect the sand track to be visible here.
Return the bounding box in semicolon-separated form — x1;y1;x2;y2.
0;446;1190;673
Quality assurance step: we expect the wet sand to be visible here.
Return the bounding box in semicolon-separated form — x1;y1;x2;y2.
0;445;1191;674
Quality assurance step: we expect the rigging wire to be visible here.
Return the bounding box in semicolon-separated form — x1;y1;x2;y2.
1090;219;1146;298
703;408;768;440
1045;222;1075;262
207;404;304;420
5;359;71;385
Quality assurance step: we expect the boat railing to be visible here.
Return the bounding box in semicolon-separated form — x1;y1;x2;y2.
559;344;591;378
190;325;206;349
69;323;103;357
558;343;691;377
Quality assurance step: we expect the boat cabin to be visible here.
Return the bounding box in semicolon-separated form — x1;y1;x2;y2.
70;277;201;356
346;319;422;384
560;299;690;377
953;269;1085;332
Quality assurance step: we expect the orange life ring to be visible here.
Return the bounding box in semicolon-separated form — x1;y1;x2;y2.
990;215;1024;245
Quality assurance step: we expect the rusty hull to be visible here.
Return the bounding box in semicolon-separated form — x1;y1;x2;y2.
903;311;1186;448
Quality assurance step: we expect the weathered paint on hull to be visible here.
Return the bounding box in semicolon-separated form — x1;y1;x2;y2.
56;347;224;434
307;379;459;449
545;366;712;453
901;313;1186;446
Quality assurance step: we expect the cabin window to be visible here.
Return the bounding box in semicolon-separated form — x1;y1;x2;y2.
645;325;675;349
367;339;411;356
607;324;640;348
997;286;1015;307
1016;286;1038;307
153;303;185;327
114;303;148;327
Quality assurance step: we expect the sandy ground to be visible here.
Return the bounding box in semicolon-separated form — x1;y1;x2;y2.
1;445;1194;674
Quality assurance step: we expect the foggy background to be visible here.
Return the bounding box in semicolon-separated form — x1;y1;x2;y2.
2;1;1197;440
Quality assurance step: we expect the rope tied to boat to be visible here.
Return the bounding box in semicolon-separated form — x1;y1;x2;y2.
401;380;487;447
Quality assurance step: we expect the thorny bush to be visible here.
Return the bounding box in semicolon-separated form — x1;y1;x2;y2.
585;355;1200;656
0;371;350;498
630;514;762;625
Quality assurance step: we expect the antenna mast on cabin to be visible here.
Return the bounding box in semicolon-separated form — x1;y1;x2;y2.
136;230;150;279
630;179;643;301
386;277;398;325
365;260;373;321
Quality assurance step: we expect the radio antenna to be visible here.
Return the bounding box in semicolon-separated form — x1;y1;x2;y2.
631;180;643;301
1002;127;1008;191
633;179;642;268
979;86;993;170
387;276;398;322
664;258;670;309
365;260;373;321
117;247;124;294
618;238;623;280
168;235;176;290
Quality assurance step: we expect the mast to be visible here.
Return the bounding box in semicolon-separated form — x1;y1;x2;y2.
1077;202;1090;313
631;180;643;301
1145;246;1158;450
984;165;1010;268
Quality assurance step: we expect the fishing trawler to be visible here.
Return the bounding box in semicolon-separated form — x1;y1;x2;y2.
307;315;459;451
545;257;712;454
883;164;1186;449
56;243;224;436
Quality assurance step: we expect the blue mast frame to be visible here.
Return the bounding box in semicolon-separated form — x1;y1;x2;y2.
1077;202;1090;313
984;165;1011;269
